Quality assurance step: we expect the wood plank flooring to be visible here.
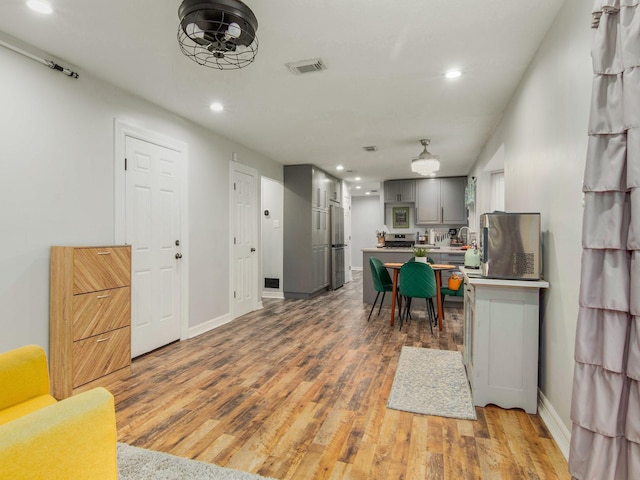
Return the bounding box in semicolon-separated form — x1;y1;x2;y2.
107;271;569;479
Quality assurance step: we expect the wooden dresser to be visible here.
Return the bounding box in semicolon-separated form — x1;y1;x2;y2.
50;245;132;399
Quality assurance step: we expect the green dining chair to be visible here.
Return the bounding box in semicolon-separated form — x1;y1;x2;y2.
398;261;437;332
368;257;397;321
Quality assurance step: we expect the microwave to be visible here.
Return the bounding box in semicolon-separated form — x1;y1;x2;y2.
480;212;541;280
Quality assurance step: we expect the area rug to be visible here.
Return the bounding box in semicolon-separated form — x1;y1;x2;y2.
117;443;277;480
387;347;476;420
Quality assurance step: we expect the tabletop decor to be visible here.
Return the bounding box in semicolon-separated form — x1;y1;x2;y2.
413;246;429;263
392;206;410;228
387;347;476;420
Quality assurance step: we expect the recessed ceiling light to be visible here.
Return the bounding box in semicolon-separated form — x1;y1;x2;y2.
365;191;371;195
27;0;53;14
355;185;361;189
209;102;224;112
355;177;361;181
336;165;344;171
445;69;462;79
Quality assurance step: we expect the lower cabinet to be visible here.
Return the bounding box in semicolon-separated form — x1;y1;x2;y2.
462;273;549;414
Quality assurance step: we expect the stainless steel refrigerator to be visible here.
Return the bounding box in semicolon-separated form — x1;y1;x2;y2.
480;212;541;280
330;205;345;289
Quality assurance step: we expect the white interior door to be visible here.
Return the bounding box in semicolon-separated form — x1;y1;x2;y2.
125;135;182;357
233;167;258;318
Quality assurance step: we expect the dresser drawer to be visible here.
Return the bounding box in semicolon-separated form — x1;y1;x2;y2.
72;327;131;388
73;247;131;294
72;287;131;341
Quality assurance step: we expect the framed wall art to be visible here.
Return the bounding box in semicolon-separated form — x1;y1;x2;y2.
392;206;410;229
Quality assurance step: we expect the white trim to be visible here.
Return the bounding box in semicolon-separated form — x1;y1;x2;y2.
229;159;260;320
352;266;363;272
262;291;285;299
114;119;190;341
538;389;571;460
187;313;232;338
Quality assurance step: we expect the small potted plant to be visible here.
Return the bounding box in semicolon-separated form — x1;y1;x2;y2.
414;247;429;263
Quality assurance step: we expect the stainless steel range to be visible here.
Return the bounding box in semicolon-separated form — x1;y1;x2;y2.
383;233;416;248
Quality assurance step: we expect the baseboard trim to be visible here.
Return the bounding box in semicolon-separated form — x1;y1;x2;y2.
262;291;284;299
187;313;232;339
352;266;363;272
538;389;570;460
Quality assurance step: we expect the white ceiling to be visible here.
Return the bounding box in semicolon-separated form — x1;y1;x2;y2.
0;0;565;195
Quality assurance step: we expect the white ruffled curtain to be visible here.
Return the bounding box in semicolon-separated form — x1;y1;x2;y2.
569;1;640;478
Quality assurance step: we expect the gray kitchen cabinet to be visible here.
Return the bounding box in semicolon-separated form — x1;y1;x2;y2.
284;165;333;299
441;177;467;224
415;179;440;223
384;180;415;203
328;176;342;205
312;167;328;209
415;177;467;224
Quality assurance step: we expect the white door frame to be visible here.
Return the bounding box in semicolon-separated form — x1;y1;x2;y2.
229;159;261;319
114;119;190;341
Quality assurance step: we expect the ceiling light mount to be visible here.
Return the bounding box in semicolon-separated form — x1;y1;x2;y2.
411;138;440;175
178;0;258;70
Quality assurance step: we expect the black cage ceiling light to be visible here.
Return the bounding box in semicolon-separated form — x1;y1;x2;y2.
178;0;258;70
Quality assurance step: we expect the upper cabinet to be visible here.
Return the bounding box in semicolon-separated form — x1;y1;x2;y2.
312;167;341;209
328;176;341;205
384;180;415;203
416;177;467;225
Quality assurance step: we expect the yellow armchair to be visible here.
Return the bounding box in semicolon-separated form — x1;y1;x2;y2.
0;345;117;479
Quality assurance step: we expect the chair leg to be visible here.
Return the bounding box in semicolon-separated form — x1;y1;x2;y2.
425;299;433;334
368;292;380;321
405;298;413;325
377;292;386;316
428;298;436;326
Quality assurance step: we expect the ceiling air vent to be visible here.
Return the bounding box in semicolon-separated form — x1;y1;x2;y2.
285;58;327;75
363;145;377;152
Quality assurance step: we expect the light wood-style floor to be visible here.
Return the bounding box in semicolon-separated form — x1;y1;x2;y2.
107;271;569;480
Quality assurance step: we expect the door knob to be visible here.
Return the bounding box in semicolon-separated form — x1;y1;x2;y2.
175;253;183;259
250;248;256;252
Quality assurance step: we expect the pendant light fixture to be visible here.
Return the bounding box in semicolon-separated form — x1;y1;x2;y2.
177;0;258;70
411;139;440;175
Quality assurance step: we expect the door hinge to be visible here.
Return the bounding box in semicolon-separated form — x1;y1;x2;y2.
234;237;236;245
234;182;236;191
234;291;236;299
124;158;127;171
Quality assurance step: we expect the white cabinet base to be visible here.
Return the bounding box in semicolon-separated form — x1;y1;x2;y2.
462;268;549;414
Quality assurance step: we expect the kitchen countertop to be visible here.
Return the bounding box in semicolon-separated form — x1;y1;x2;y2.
459;266;550;288
361;246;466;254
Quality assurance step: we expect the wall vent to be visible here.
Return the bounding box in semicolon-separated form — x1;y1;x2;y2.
363;145;377;152
264;277;280;289
285;58;327;75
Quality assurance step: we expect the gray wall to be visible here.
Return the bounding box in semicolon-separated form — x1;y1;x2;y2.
468;0;591;446
351;195;383;269
0;43;282;355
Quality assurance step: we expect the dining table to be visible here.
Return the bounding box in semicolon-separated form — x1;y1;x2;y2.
383;262;456;331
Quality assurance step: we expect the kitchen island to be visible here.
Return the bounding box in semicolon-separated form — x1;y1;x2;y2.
459;267;549;414
362;247;465;307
